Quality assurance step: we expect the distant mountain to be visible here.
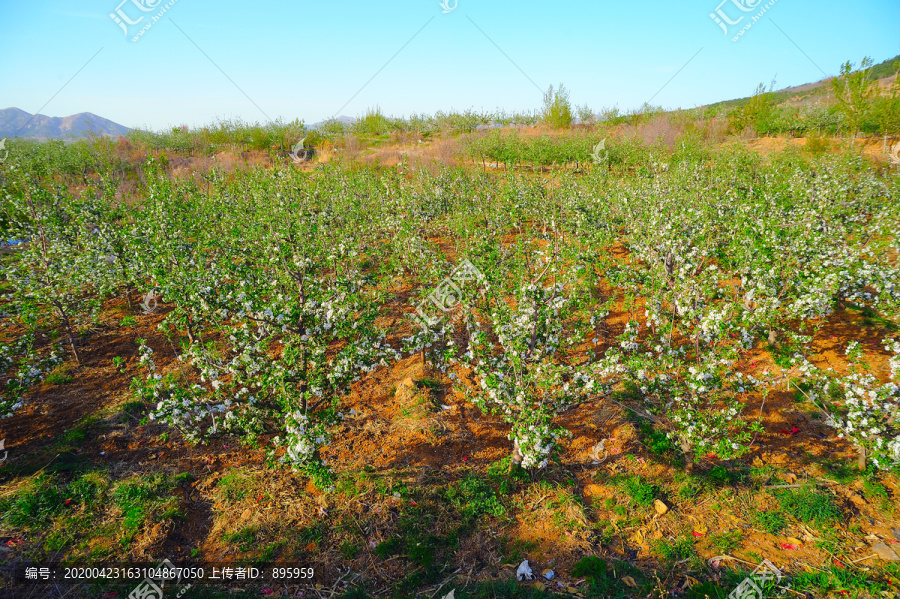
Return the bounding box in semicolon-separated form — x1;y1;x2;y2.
0;107;131;140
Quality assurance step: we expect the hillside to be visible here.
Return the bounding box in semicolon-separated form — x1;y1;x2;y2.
705;53;900;111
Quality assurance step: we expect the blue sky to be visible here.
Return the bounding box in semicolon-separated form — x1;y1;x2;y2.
1;0;898;131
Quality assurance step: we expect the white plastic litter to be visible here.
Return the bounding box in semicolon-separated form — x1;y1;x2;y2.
543;569;555;580
441;405;452;410
440;590;455;599
516;560;534;581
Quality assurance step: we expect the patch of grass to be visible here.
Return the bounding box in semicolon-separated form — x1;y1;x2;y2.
415;377;442;393
613;474;660;507
571;557;610;592
654;536;696;562
571;556;648;597
499;536;539;565
46;451;92;476
67;471;110;507
44;513;93;552
372;504;457;591
373;536;403;558
748;464;777;484
400;506;457;576
710;529;744;553
487;457;528;494
774;486;841;527
822;459;864;484
446;475;505;519
768;339;796;369
704;465;738;486
216;469;260;503
57;415;100;449
0;469;181;558
0;474;65;527
406;535;438;570
110;473;179;547
675;473;710;500
254;539;286;566
813;527;842;554
793;564;894;597
340;540;360;560
373;475;408;498
456;579;561;598
862;479;894;513
223;525;259;552
590;521;617;546
336;471;368;497
752;510;787;534
544;488;588;531
634;420;679;459
45;371;73;385
296;521;326;545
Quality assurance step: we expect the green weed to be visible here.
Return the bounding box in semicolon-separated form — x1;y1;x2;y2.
774;486;841;527
614;474;660;507
753;510;787;534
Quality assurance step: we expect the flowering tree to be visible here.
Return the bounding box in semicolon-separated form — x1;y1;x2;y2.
456;278;603;468
130;166;400;486
802;340;900;471
0;303;63;418
5;183;117;365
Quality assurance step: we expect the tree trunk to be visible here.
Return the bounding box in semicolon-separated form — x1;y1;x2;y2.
509;439;524;472
59;311;82;366
680;439;694;474
857;446;867;471
186;315;196;344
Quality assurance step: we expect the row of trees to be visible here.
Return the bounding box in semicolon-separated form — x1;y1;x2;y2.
2;144;898;475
